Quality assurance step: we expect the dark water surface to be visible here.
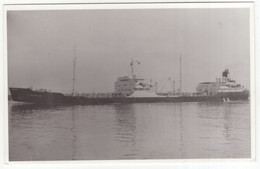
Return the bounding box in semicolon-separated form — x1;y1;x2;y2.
9;101;251;161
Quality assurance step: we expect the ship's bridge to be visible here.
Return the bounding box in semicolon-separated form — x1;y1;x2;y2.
114;76;154;97
196;82;219;96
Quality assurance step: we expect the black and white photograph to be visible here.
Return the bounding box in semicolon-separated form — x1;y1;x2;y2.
4;2;255;161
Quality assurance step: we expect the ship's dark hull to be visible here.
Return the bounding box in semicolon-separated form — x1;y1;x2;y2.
9;87;250;106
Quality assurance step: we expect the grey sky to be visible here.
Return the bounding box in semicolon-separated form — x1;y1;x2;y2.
7;8;250;93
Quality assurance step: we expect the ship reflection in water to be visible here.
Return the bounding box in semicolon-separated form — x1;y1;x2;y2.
9;101;251;161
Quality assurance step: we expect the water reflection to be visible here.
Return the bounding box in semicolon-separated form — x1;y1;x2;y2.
10;103;57;128
10;103;61;111
177;103;184;158
113;104;139;158
8;101;251;160
10;103;63;122
195;102;250;158
196;102;232;140
71;106;76;160
9;102;78;161
223;104;232;140
10;103;64;129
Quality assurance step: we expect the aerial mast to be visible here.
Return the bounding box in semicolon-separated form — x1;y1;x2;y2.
72;45;77;96
169;78;175;93
173;80;175;93
179;53;182;94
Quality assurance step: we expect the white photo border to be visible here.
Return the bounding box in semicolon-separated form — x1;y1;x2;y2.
2;1;256;165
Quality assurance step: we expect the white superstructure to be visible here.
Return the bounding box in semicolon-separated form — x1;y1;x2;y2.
114;59;157;97
114;76;155;97
196;69;245;96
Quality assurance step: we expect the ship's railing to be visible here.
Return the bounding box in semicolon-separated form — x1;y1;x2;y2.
35;89;51;92
157;92;206;97
79;92;124;98
180;92;207;97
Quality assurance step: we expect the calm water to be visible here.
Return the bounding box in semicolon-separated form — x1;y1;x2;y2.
9;101;251;161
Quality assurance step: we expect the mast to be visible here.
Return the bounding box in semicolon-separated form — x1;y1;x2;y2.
173;80;175;93
131;58;134;79
179;53;182;94
169;78;175;93
130;58;140;79
72;45;76;96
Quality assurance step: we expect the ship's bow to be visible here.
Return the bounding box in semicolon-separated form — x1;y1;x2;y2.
9;88;33;103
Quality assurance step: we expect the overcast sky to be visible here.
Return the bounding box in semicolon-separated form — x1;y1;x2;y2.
7;8;250;93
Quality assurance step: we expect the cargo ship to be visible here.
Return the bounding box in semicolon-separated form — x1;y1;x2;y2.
9;59;249;105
